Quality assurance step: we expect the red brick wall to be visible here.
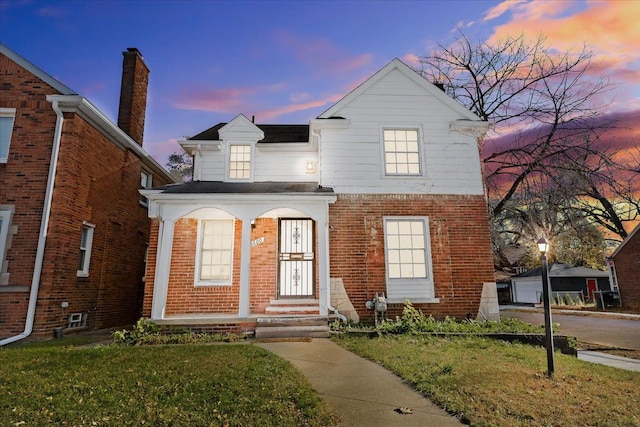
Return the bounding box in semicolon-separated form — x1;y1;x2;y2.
164;218;242;315
614;229;640;311
0;52;171;339
329;194;494;322
0;52;61;338
249;218;278;313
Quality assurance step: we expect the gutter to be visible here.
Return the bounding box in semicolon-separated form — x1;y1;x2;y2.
0;100;64;346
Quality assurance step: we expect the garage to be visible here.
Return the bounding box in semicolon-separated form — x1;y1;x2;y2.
511;278;542;304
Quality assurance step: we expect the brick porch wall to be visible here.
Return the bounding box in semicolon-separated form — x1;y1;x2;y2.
329;194;495;322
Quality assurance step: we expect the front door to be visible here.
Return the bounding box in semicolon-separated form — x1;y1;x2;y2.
587;278;598;300
278;219;315;298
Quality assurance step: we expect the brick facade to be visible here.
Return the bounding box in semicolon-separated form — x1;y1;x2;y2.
613;228;640;310
329;194;495;321
0;49;172;340
141;194;494;323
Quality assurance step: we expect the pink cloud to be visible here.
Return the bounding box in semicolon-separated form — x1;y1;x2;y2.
173;86;257;112
145;137;183;165
482;0;529;21
271;29;373;77
256;94;343;122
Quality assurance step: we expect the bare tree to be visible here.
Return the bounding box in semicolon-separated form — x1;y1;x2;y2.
418;31;638;268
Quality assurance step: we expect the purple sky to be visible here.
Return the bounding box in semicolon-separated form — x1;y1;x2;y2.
1;0;638;164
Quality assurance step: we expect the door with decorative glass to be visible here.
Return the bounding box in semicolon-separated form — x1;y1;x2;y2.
278;219;315;298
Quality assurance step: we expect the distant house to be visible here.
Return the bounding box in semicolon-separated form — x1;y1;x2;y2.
510;263;611;304
608;224;640;311
141;58;497;335
0;44;176;344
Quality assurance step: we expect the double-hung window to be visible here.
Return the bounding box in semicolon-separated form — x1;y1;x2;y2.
0;108;16;163
140;170;152;206
383;129;421;175
383;217;436;303
77;222;95;277
228;145;251;179
197;219;234;285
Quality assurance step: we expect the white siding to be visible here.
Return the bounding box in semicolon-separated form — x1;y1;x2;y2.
319;69;484;195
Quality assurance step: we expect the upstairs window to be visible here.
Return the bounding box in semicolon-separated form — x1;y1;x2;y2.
383;129;421;175
0;108;16;163
77;223;95;277
228;145;251;179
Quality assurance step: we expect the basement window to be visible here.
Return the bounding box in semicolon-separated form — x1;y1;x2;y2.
67;312;87;329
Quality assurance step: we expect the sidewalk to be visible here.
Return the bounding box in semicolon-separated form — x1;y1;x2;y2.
577;350;640;372
499;304;640;321
257;338;463;427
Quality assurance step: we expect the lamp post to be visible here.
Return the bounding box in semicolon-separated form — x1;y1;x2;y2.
537;237;555;376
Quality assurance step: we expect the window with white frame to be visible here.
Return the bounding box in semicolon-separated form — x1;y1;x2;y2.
383;129;421;175
228;145;251;179
0;210;11;283
77;223;95;277
383;217;435;302
0;108;16;163
197;219;234;285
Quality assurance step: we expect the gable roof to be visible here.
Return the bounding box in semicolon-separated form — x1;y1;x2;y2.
609;223;640;259
317;58;482;122
0;43;76;95
189;123;310;143
512;263;609;279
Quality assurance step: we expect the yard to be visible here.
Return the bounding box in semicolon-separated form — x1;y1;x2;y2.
335;334;640;427
0;343;337;426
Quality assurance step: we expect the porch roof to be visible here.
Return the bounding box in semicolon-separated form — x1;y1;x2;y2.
155;181;335;195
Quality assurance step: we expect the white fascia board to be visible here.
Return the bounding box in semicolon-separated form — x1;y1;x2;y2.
181;140;221;155
46;95;177;184
450;119;490;134
144;192;337;205
309;118;351;129
256;142;316;152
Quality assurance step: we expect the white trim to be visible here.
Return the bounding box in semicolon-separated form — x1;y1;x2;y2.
0;210;11;281
383;216;437;303
194;219;235;287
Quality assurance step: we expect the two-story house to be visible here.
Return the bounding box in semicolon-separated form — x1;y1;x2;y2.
0;44;176;344
141;59;496;335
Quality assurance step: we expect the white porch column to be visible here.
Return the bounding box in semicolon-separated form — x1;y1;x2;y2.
317;208;330;316
151;218;175;319
238;217;252;318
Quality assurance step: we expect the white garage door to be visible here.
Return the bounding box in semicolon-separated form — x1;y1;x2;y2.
512;279;542;304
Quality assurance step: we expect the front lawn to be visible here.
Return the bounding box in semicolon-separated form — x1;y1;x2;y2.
0;344;337;426
336;334;640;427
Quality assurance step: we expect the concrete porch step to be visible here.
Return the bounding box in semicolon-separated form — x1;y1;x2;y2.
255;316;330;338
264;299;320;315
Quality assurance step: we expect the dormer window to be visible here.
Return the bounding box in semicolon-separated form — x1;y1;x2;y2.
229;145;251;180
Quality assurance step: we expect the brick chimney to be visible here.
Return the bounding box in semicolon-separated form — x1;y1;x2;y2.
117;48;149;145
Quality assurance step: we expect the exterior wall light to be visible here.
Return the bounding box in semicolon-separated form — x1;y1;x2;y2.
305;160;316;174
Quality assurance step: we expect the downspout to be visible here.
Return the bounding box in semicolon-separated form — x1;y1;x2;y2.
0;100;64;346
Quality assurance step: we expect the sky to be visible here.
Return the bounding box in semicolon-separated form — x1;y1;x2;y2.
1;0;639;164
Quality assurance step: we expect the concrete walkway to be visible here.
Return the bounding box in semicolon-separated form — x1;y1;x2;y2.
258;338;463;427
577;350;640;372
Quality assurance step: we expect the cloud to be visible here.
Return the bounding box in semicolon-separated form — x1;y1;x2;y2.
482;0;640;109
256;94;343;122
271;29;373;77
146;137;183;165
173;86;258;112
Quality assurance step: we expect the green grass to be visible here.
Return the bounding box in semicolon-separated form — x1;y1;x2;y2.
335;334;640;427
0;344;337;426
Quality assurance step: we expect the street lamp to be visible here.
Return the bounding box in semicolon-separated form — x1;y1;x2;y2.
537;237;555;376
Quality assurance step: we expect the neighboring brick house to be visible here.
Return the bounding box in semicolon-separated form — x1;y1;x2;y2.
608;223;640;311
141;59;496;333
0;44;176;343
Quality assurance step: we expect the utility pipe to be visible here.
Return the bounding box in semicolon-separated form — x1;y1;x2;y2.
0;99;64;346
